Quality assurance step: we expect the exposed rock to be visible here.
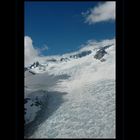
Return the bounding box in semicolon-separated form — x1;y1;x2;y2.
24;90;48;125
100;58;106;62
60;57;70;62
29;61;40;69
70;50;92;59
24;98;31;104
24;67;28;72
29;70;36;75
103;44;114;50
94;49;107;60
47;58;57;62
35;61;39;67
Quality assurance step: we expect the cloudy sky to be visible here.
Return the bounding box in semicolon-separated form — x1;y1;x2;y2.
24;1;115;65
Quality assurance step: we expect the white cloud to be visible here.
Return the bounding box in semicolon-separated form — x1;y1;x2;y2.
35;44;49;56
79;38;115;52
24;36;38;66
39;44;49;52
83;2;115;24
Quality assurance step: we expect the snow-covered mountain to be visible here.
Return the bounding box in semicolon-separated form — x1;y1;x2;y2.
24;39;115;138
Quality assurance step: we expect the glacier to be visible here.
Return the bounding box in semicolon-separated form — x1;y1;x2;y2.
24;39;116;138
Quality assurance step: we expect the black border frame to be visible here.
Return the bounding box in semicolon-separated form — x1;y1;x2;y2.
13;0;126;139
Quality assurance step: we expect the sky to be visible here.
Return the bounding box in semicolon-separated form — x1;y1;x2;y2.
24;1;115;64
